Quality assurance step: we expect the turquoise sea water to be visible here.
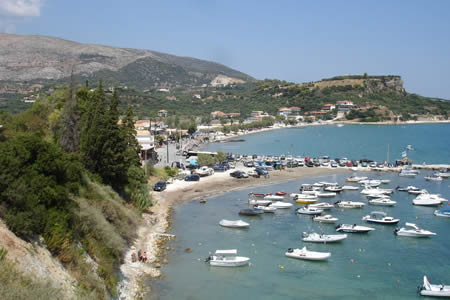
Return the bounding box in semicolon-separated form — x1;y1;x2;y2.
149;124;450;300
202;124;450;164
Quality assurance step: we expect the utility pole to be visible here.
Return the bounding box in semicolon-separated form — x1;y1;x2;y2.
166;134;169;165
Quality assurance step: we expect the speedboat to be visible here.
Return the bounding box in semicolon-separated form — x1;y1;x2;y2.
434;172;450;178
341;185;360;191
362;211;400;224
263;194;286;201
318;181;338;186
291;193;317;200
219;219;250;228
205;249;250;267
302;232;347;243
409;189;427;195
419;276;450;297
296;207;323;215
249;192;284;201
239;208;264;216
359;179;381;187
360;186;393;196
399;168;418;177
336;224;375;233
269;202;293;209
324;186;343;193
413;193;447;206
434;209;450;218
424;175;443;181
313;214;338;223
346;176;368;182
335;201;365;208
396;185;420;192
312;182;325;187
394;223;436;237
369;198;397;206
285;247;330;261
254;205;277;213
309;202;334;210
366;194;391;200
248;199;272;206
317;192;337;198
380;179;391;184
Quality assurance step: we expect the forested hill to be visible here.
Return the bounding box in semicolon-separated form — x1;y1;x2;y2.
102;75;450;121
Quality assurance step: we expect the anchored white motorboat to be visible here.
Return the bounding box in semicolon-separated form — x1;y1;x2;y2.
313;214;339;223
396;185;420;192
302;232;347;243
361;186;393;196
309;202;334;210
425;174;443;181
296;206;323;215
206;249;250;267
219;219;250;228
409;189;427;195
369;198;397;206
263;194;286;201
335;201;365;208
324;186;343;193
319;181;338;186
362;211;400;224
248;199;272;206
346;176;368;182
419;276;450;297
359;179;382;187
434;209;450;218
269;202;293;209
317;192;337;198
341;185;360;191
285;247;330;261
336;224;375;233
254;205;277;213
413;193;447;206
434;172;450;178
380;179;391;184
291;193;317;200
394;223;436;237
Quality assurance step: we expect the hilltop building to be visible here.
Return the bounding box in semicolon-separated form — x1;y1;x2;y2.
158;110;168;118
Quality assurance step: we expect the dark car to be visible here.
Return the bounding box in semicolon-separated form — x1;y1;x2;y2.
153;181;167;191
306;161;314;167
213;164;228;172
184;174;200;181
254;167;268;176
351;160;359;167
244;161;254;167
230;170;249;179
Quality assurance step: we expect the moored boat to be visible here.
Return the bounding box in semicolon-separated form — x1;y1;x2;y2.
394;223;436;237
424;175;443;181
419;276;450;297
239;208;264;216
309;202;334;210
205;249;250;267
254;205;277;213
434;209;450;218
269;202;293;209
296;206;323;215
335;200;365;208
341;185;360;191
362;211;400;224
219;219;250;228
336;224;375;233
369;198;397;206
302;232;347;243
313;214;339;223
285;247;330;261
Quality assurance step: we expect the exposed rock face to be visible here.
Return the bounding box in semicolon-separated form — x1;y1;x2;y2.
0;34;252;86
364;77;405;94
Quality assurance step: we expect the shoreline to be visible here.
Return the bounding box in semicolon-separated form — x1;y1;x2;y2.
118;167;348;299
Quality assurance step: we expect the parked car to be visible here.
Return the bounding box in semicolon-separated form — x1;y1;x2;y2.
306;161;314;167
230;170;249;178
213;165;228;172
184;174;200;181
369;162;377;168
244;161;254;167
247;170;260;178
254;167;268;176
330;161;338;168
153;181;167;192
194;166;214;176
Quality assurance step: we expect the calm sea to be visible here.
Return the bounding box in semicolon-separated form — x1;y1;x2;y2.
202;124;450;164
149;124;450;300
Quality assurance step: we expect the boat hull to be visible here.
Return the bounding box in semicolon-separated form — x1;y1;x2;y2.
209;256;250;267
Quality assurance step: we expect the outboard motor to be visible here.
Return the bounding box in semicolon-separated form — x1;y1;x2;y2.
335;224;341;229
287;248;294;253
204;256;212;262
393;228;399;235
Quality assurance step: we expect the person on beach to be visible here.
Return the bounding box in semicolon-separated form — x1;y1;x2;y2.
142;252;148;263
131;252;137;263
138;249;143;262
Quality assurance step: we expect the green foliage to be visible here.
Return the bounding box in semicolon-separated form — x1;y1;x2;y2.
163;166;178;177
215;151;227;164
197;153;216;166
0;248;7;261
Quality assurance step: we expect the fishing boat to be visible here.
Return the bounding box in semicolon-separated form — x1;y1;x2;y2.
269;202;293;209
434;209;450;218
369;198;397;206
313;214;339;223
219;219;250;228
362;211;400;224
205;249;250;267
302;232;347;243
419;276;450;297
239;208;264;216
296;207;323;215
394;223;436;237
336;224;375;233
335;201;365;208
424;175;443;181
285;247;330;261
309;202;334;210
341;185;360;191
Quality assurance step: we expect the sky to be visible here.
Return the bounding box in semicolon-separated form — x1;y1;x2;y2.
1;0;450;99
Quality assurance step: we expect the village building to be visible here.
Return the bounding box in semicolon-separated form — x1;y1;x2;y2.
158;109;168;118
322;104;336;111
336;100;356;111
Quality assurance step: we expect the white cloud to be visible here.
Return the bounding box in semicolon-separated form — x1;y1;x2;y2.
0;0;42;17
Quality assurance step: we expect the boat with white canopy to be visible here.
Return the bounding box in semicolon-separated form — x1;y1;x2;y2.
205;249;250;267
362;211;400;224
434;209;450;218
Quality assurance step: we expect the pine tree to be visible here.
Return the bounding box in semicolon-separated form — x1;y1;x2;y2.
59;71;81;152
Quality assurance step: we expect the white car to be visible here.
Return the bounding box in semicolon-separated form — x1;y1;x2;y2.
247;170;260;178
194;166;214;177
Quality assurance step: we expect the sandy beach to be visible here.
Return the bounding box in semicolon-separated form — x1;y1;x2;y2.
118;166;348;299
